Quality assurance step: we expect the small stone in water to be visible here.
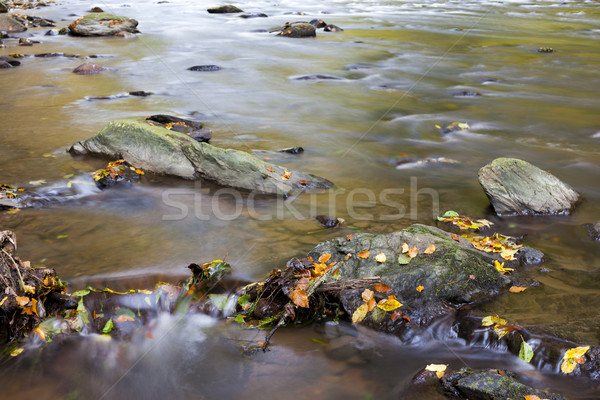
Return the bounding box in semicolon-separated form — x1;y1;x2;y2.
188;65;221;72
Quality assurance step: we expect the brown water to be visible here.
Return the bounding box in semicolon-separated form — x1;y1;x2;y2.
1;0;600;398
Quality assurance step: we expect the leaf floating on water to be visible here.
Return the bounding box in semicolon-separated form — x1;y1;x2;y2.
377;298;402;312
416;285;424;293
561;346;589;374
424;245;436;254
357;250;370;259
425;364;448;379
408;247;418;258
401;243;409;253
318;253;331;264
519;340;534;363
374;283;392;293
361;289;374;303
509;286;527;293
289;289;309;308
375;252;387;263
352;303;369;324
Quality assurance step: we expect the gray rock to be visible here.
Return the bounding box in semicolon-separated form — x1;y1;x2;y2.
0;14;26;33
478;158;581;216
308;224;536;329
277;23;315;38
0;60;11;68
69;13;139;36
239;13;267;19
584;221;600;241
207;5;243;14
72;62;106;74
68;119;333;196
0;56;20;66
441;369;566;400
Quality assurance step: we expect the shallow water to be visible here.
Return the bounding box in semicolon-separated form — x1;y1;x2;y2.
1;0;600;398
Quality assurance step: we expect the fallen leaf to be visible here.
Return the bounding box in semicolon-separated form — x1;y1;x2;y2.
401;243;409;253
281;169;292;180
451;233;460;241
115;315;135;323
0;297;7;307
289;289;310;308
388;294;398;300
402;315;411;322
318;253;332;263
266;166;275;172
397;254;411;265
561;346;590;374
296;277;310;291
408;246;418;258
343;253;352;261
481;315;507;327
519;340;534;363
257;340;265;347
524;396;544;400
10;348;24;357
391;310;402;321
352;303;369;324
377;298;402;312
23;285;36;294
509;286;527;293
416;285;424;293
374;283;392;293
424;244;436;254
346;234;353;241
361;289;374;303
367;297;376;311
299;180;307;185
494;260;515;274
425;364;448;379
33;326;46;341
16;296;30;307
357;250;370;259
469;274;476;280
375;252;387;263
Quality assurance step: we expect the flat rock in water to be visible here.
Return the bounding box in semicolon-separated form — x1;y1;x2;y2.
68;119;333;196
69;13;139;36
72;62;106;74
188;65;220;72
0;60;12;68
0;56;20;66
0;14;26;32
293;74;344;80
308;224;539;333
239;13;267;19
478;158;581;216
207;5;243;13
584;221;600;241
277;23;315;38
441;369;566;400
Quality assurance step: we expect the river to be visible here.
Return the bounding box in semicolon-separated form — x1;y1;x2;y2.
1;0;599;398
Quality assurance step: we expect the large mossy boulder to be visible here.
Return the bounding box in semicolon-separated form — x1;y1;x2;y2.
69;13;139;36
308;224;535;334
69;119;332;196
0;14;26;33
478;158;580;216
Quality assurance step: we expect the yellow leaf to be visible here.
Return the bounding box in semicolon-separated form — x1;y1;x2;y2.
561;358;578;374
494;260;514;274
375;252;386;263
509;286;527;293
352;303;369;324
16;296;30;307
377;298;402;312
416;285;424;293
424;244;436;254
137;289;153;294
481;315;507;327
425;363;448;379
408;246;418;258
10;347;24;357
357;250;370;259
0;296;7;307
318;253;332;264
524;396;545;400
289;289;310;308
564;345;590;360
561;346;590;373
361;289;374;303
33;326;47;341
24;285;36;294
401;243;409;253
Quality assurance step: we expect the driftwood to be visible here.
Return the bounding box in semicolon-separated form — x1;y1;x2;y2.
318;277;383;293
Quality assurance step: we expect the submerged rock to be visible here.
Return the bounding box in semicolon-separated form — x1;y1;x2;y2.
0;14;26;33
292;74;344;80
239;12;267;19
69;13;139;36
0;56;21;66
309;19;327;28
188;64;220;72
0;60;11;68
324;24;343;32
315;215;344;228
441;369;566;400
72;62;106;74
207;5;243;14
584;221;600;241
68;119;333;196
478;158;581;216
276;23;315;38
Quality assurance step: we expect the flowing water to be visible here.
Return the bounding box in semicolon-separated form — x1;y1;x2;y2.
1;0;600;398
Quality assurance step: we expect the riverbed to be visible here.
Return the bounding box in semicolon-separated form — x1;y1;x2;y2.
1;0;599;398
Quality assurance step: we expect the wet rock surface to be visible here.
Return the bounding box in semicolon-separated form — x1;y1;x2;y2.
68;119;333;196
207;5;243;14
145;114;211;142
478;158;581;216
276;22;316;38
69;13;139;36
0;14;26;32
72;61;106;74
584;221;600;241
188;64;221;72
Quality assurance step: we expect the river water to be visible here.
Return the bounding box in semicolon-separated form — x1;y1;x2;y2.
1;0;600;398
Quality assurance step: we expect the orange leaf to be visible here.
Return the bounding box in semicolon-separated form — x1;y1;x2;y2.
296;277;310;291
289;289;309;308
115;315;135;322
33;326;47;341
391;310;402;321
266;166;274;172
401;243;409;253
424;244;436;254
509;286;527;293
318;253;332;264
307;256;313;262
281;169;292;180
361;289;374;303
469;274;476;280
451;233;460;241
402;315;411;322
357;251;370;259
16;296;30;307
257;340;265;347
346;234;353;241
374;283;392;293
367;297;376;311
388;294;398;300
416;285;424;293
408;247;418;258
524;396;543;400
